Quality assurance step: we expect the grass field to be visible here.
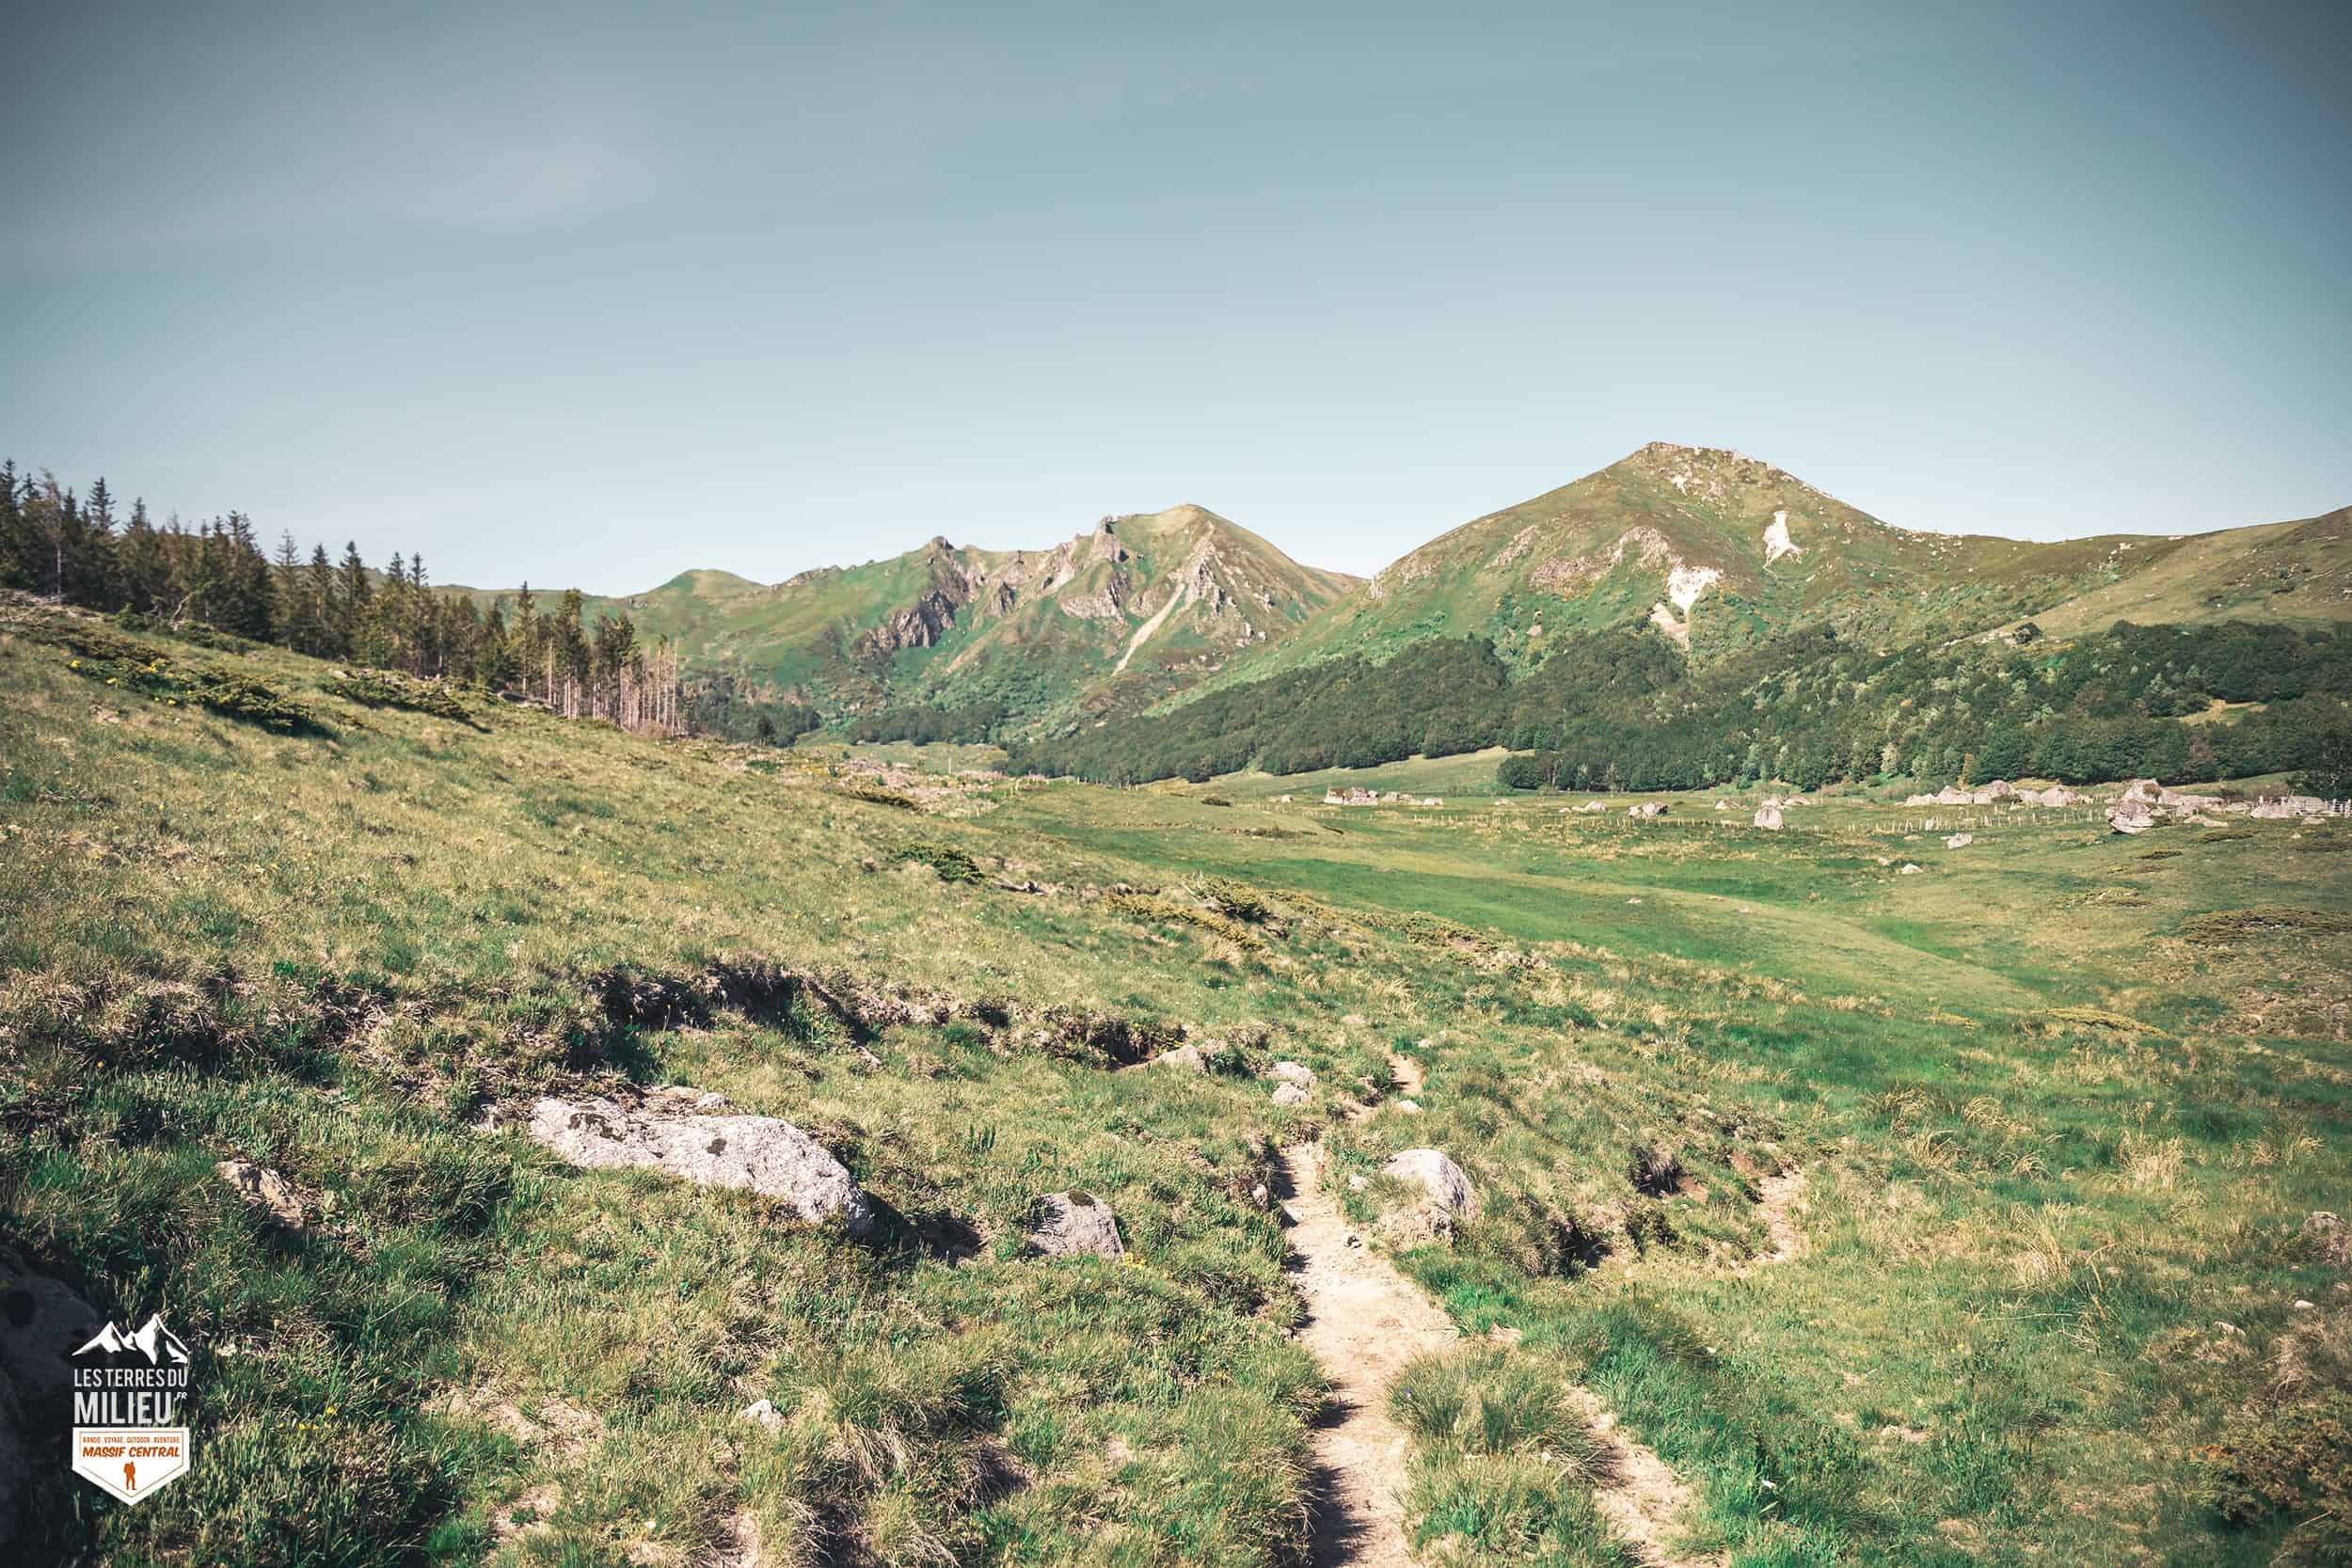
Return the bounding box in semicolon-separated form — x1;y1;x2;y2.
4;602;2350;1567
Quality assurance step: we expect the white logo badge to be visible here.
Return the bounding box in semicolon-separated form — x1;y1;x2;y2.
71;1313;194;1505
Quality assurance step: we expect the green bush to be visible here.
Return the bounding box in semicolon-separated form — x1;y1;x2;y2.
322;670;472;721
897;840;981;882
2199;1391;2352;1563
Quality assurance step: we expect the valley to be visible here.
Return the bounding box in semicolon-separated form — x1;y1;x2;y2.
4;600;2349;1566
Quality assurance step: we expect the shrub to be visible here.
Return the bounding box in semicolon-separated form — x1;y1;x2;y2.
164;621;260;655
1106;891;1263;948
1625;1145;1685;1196
322;670;472;722
1623;1200;1677;1252
834;780;919;810
1186;875;1274;925
2199;1391;2352;1564
897;841;981;883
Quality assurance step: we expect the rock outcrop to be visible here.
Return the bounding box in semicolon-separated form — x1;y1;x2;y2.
1;1244;103;1548
1753;804;1783;831
215;1158;313;1230
525;1094;872;1235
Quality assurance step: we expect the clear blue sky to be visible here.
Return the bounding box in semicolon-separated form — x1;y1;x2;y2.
5;0;2346;590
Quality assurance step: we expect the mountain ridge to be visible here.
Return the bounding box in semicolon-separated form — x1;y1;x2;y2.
444;445;2348;732
448;504;1361;724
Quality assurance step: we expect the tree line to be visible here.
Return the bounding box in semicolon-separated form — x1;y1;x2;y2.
1009;618;2352;796
0;462;682;735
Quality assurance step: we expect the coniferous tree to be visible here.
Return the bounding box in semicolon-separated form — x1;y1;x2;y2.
0;462;31;591
337;542;371;655
116;499;167;613
307;544;342;657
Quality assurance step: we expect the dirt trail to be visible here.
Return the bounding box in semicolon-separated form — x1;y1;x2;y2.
1280;1145;1460;1567
1280;1142;1718;1566
1735;1168;1808;1276
1565;1387;1725;1568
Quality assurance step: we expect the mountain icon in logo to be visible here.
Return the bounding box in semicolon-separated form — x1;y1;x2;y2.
74;1313;191;1366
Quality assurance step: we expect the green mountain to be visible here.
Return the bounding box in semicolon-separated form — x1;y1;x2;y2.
451;506;1359;724
449;445;2346;747
1185;442;2351;695
1009;447;2349;787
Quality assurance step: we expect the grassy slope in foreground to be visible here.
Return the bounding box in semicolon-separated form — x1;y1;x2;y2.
4;610;2351;1566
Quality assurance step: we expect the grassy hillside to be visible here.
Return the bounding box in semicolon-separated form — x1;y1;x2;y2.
1999;506;2352;641
6;600;2352;1565
1179;447;2352;706
449;507;1358;731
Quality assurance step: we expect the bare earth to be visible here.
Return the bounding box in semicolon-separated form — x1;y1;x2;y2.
1281;1144;1461;1567
1281;1139;1724;1566
1736;1167;1808;1276
1565;1386;1725;1568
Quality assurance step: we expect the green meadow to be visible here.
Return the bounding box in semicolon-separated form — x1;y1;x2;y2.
4;602;2349;1567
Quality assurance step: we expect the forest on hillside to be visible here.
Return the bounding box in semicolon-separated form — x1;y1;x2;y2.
0;462;693;733
1009;619;2352;796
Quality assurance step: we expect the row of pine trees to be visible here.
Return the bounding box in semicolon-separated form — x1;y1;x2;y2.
0;462;680;735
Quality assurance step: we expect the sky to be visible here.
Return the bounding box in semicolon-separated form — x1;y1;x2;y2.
4;0;2347;592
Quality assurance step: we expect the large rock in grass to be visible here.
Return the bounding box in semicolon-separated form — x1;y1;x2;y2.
1753;804;1783;831
1382;1148;1480;1223
2107;802;2156;835
0;1244;103;1549
1028;1192;1124;1258
526;1096;872;1236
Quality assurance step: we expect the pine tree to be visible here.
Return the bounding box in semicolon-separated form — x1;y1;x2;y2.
308;544;342;657
117;499;167;612
337;543;371;657
0;461;31;592
274;531;325;654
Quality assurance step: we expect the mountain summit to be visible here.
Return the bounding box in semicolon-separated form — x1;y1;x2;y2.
473;505;1359;724
1188;443;2349;690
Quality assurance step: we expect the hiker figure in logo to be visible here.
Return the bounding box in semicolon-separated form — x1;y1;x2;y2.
124;1461;136;1493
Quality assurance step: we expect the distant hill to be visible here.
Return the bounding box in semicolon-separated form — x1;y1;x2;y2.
445;444;2347;747
1180;444;2352;699
1001;448;2350;789
447;506;1358;726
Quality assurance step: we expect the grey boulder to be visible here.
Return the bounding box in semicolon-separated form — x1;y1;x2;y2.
526;1096;872;1235
1382;1148;1480;1222
1;1245;103;1548
1028;1191;1124;1258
